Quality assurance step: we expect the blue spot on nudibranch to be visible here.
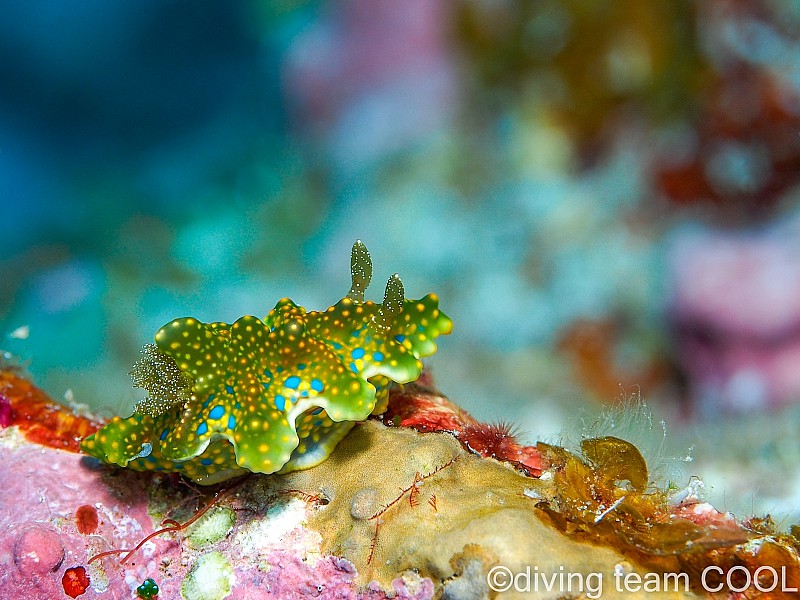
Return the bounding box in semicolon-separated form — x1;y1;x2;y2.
297;363;306;370
311;378;324;392
372;351;384;362
312;407;323;415
197;422;208;436
330;341;342;350
351;348;365;359
275;394;286;411
225;385;234;395
160;428;169;441
227;415;236;429
394;334;405;343
284;376;301;389
201;458;213;466
209;405;225;420
349;362;358;373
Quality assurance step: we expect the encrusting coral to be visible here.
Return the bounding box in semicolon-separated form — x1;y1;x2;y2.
81;241;452;484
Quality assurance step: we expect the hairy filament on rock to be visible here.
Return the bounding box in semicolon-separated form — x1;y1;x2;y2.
367;455;459;564
408;472;423;508
88;482;243;565
282;488;330;506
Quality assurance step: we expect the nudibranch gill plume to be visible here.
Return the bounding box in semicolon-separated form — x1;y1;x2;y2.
81;241;452;484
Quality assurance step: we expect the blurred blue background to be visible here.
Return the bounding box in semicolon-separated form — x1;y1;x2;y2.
3;1;800;520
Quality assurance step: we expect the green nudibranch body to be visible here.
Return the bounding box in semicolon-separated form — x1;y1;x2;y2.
81;241;452;484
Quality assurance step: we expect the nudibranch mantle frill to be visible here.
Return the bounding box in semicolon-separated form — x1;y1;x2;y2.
81;241;452;484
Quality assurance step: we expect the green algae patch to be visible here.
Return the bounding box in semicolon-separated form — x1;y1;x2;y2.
181;551;234;600
186;506;236;549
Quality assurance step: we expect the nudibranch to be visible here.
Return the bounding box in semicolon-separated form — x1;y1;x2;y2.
81;241;452;484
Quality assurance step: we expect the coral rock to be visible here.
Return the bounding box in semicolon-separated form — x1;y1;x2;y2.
2;369;799;599
14;524;65;575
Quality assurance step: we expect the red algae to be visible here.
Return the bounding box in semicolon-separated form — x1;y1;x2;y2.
0;370;102;452
384;378;544;476
74;505;98;535
61;566;90;598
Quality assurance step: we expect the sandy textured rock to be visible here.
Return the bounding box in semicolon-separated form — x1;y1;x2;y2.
281;420;703;599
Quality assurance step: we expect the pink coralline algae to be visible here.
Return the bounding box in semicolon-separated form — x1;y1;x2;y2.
14;524;65;575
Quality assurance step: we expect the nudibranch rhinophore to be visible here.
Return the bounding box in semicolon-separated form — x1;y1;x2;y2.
81;241;452;484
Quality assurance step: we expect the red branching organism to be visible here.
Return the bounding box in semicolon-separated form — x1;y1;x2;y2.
428;494;437;512
384;382;544;477
367;455;459;564
282;488;330;506
88;484;241;566
408;472;423;508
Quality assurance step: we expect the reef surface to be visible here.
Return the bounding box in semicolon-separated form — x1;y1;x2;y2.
1;370;798;599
